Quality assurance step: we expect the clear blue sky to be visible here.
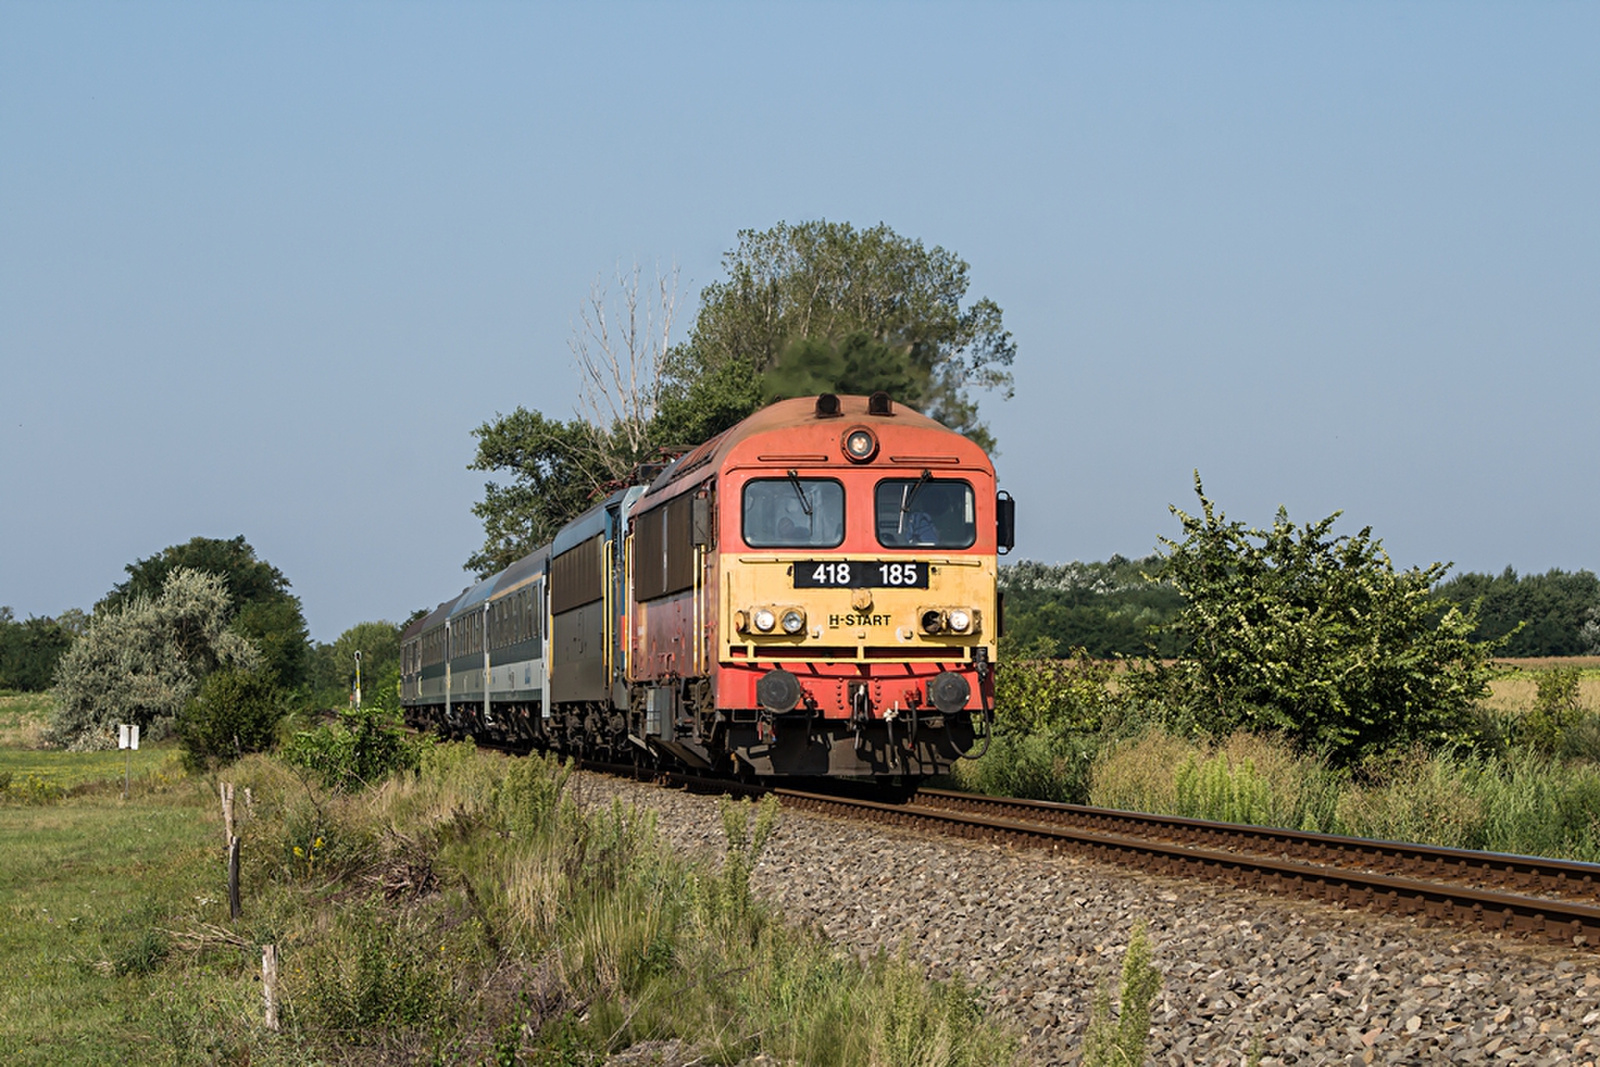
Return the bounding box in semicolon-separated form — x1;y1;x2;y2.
3;2;1596;642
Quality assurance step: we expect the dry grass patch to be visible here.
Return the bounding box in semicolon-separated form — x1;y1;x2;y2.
1484;664;1600;716
0;691;50;748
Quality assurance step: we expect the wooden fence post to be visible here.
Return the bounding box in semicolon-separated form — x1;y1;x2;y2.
262;944;279;1031
220;781;235;848
228;836;241;921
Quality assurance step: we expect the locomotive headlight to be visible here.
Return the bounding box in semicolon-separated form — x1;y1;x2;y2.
780;608;806;635
753;609;777;633
920;609;945;635
947;609;972;633
842;427;878;463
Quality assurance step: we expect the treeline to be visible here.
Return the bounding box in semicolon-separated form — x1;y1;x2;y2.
1432;567;1600;657
1000;559;1600;659
999;556;1183;657
0;608;83;691
2;535;405;762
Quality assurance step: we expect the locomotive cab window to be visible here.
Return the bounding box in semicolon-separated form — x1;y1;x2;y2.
742;477;844;548
875;477;976;548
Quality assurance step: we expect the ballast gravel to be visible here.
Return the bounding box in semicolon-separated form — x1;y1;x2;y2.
573;773;1600;1066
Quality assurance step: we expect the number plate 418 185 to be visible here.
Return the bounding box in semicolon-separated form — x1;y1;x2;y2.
793;560;929;589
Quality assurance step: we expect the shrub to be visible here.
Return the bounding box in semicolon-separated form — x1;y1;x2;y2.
995;641;1120;736
175;668;284;770
292;899;455;1038
281;704;426;790
1139;474;1499;765
1522;666;1584;755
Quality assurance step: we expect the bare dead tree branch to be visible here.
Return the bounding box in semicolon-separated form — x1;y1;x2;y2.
570;260;681;480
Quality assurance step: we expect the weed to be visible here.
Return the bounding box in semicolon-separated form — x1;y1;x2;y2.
0;770;66;805
1082;921;1162;1067
113;925;171;976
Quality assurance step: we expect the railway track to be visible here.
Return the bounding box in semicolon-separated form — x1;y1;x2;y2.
561;759;1600;947
694;779;1600;949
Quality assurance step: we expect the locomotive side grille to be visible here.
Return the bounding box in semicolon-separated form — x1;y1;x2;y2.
550;535;603;614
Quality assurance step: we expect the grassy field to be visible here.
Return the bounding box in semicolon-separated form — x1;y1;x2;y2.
0;692;183;796
0;779;248;1064
1;692;1025;1065
0;693;245;1063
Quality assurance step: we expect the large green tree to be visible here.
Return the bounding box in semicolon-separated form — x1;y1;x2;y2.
48;568;262;750
97;535;309;690
1139;475;1497;765
307;620;402;710
466;410;620;577
467;220;1015;576
655;220;1015;450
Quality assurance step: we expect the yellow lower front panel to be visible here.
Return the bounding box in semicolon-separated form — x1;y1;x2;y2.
721;553;997;664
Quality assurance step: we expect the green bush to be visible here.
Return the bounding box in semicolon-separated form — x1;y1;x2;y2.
281;703;426;790
1522;667;1584;755
293;899;456;1037
175;668;284;770
1139;474;1498;765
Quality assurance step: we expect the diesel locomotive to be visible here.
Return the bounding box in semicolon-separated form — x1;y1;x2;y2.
401;392;1015;778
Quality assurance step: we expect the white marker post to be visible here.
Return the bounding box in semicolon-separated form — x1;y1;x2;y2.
117;723;140;799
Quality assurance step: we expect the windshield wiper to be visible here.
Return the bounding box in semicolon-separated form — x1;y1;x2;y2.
899;469;933;515
897;469;933;537
786;469;813;516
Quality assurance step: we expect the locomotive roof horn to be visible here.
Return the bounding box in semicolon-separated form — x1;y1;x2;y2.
867;391;894;416
814;394;842;418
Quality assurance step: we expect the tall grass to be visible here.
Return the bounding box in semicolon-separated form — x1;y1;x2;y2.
1080;726;1600;860
213;744;1023;1064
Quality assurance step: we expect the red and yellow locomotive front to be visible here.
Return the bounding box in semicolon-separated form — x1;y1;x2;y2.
628;393;1002;777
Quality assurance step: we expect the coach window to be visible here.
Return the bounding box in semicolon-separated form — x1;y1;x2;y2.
742;478;845;548
875;477;976;548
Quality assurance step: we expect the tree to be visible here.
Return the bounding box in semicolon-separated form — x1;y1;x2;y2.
0;608;77;692
761;332;922;406
307;620;402;710
175;668;284;771
1432;567;1600;657
570;260;682;479
656;220;1015;450
466;263;683;577
466;408;619;577
48;568;261;750
1140;474;1497;765
466;221;1017;574
997;557;1184;658
97;535;309;690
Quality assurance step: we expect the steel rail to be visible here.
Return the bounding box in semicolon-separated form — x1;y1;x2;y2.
912;788;1600;905
771;788;1600;949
